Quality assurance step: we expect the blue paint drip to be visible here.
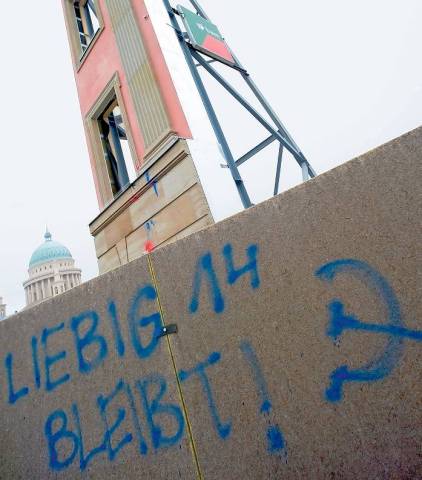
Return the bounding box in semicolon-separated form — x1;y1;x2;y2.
145;220;155;233
240;341;272;414
267;425;285;452
240;341;286;454
144;221;155;248
261;400;272;414
145;171;158;196
315;258;408;402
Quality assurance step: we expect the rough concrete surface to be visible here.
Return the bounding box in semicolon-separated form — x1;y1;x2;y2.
0;127;421;479
0;258;197;479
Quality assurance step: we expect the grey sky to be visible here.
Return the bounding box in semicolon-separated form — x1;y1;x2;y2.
0;0;421;314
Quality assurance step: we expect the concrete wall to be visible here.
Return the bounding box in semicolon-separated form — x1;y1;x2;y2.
0;127;420;479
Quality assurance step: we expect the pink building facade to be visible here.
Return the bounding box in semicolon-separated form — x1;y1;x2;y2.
62;1;242;274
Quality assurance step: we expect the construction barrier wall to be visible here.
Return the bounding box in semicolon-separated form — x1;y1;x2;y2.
0;127;420;479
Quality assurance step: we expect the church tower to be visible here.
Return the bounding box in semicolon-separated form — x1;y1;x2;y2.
23;230;82;308
61;1;244;275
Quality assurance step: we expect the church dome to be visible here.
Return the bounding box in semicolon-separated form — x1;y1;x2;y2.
29;230;73;268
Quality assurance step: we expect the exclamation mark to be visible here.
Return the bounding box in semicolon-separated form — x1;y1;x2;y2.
240;341;285;454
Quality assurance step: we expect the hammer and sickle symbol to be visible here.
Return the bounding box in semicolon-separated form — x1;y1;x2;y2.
315;259;421;402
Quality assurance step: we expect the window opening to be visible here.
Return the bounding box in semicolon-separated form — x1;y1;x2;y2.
73;1;100;53
98;98;136;196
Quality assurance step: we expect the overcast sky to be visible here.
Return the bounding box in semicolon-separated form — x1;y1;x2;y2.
0;0;421;315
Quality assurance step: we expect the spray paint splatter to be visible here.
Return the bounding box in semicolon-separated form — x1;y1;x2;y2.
144;241;155;253
145;171;159;197
144;220;156;253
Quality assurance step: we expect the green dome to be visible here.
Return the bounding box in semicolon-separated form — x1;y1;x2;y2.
29;230;73;268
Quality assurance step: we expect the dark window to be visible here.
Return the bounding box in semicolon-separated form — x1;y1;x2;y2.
73;1;100;54
98;98;135;196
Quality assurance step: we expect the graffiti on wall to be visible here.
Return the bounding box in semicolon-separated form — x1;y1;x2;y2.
1;243;420;472
315;259;421;402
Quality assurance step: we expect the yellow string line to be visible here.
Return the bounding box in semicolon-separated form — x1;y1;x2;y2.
147;255;204;480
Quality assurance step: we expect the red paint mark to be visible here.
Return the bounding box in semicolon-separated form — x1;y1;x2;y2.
144;240;155;253
129;192;141;205
202;35;234;64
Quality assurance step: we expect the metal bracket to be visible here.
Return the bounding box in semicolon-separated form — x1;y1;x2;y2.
157;324;178;338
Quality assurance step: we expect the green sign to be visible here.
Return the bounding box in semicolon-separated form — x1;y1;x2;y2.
178;6;235;67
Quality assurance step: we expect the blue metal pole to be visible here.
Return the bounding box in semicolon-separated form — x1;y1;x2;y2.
192;50;300;159
188;0;316;180
274;145;283;195
163;0;252;208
